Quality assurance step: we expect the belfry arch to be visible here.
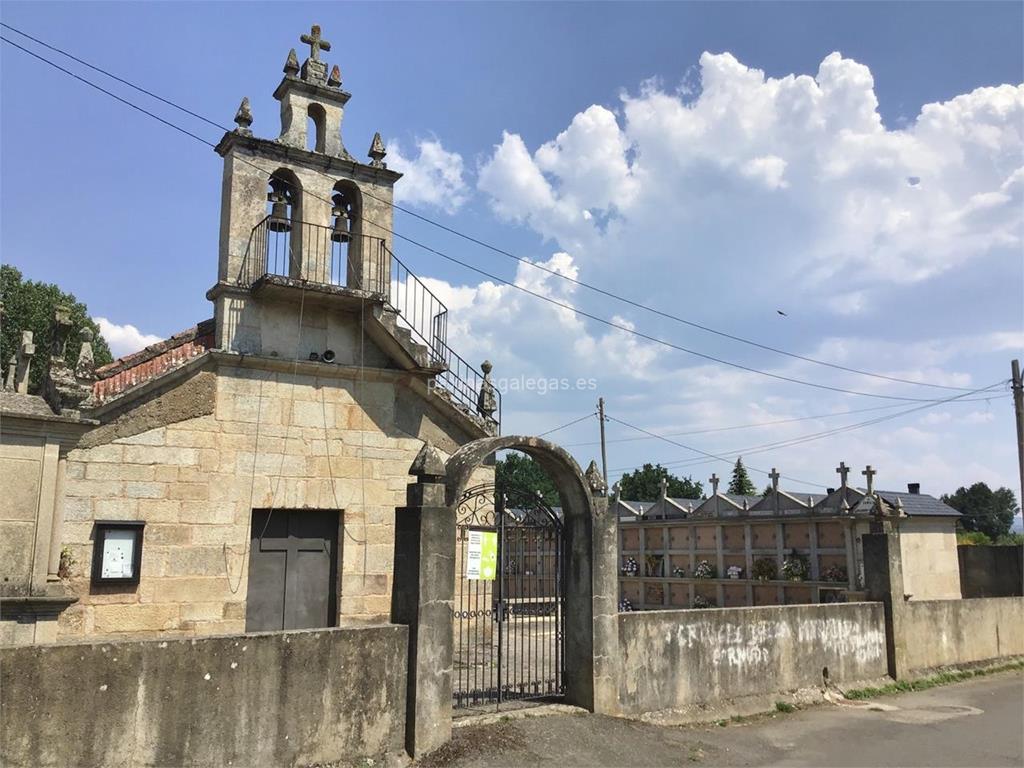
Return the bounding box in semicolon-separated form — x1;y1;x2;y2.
393;436;620;757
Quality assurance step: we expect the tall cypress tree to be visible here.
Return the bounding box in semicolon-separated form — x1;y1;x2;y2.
728;457;757;496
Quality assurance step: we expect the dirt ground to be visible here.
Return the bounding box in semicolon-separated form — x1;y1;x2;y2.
417;671;1024;768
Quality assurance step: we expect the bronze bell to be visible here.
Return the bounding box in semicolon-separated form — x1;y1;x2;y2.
268;194;291;233
331;207;350;243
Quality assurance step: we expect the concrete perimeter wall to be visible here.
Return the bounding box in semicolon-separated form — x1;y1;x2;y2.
0;624;408;768
618;602;887;714
902;597;1024;673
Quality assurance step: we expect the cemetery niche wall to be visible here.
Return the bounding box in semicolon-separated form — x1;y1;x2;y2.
616;464;962;611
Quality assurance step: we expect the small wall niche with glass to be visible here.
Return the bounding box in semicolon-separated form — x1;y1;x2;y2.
91;521;145;586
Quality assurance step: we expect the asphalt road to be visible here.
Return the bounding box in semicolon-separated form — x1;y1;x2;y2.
422;671;1024;768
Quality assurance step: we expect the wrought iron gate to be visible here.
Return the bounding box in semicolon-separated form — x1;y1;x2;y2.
453;483;565;709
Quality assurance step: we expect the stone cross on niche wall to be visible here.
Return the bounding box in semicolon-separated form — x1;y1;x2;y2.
862;465;876;495
836;461;850;489
301;25;332;61
710;473;720;496
769;467;780;492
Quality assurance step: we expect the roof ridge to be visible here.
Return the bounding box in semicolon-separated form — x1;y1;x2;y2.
95;318;215;379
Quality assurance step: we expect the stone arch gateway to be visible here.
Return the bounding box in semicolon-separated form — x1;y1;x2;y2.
392;436;620;757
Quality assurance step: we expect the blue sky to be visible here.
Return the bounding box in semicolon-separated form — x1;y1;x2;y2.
2;2;1022;504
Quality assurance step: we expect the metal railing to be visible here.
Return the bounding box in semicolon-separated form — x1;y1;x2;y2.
238;216;388;293
238;216;500;430
388;253;448;365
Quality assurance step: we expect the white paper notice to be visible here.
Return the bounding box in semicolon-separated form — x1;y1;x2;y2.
101;529;136;579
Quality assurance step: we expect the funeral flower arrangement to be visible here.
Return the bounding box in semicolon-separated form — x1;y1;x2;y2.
618;597;633;612
672;566;686;578
726;565;744;579
693;559;716;579
781;552;809;581
692;595;715;609
822;564;847;583
621;557;639;576
752;557;777;581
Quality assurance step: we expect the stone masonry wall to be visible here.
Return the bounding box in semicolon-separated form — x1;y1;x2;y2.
58;362;486;640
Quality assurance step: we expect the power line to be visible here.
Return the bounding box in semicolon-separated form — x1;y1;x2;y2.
0;31;994;404
0;20;976;394
536;411;596;438
607;380;1008;480
604;414;822;488
564;395;1005;449
610;382;1006;475
651;383;1008;473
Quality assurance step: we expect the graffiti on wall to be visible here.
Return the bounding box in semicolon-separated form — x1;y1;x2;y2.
668;615;885;671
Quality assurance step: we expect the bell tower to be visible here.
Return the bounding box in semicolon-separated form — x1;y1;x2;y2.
209;24;403;356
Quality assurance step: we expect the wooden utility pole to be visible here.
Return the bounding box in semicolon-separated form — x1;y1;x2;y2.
598;397;608;489
1012;360;1024;509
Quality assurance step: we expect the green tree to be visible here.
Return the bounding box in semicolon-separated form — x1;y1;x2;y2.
1;265;112;394
617;463;703;502
495;451;560;506
728;456;757;496
941;482;1019;540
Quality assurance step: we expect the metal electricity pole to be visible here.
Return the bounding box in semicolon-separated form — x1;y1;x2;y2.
1012;359;1024;510
598;397;608;489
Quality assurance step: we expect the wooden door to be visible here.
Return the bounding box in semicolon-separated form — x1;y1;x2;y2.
244;509;339;632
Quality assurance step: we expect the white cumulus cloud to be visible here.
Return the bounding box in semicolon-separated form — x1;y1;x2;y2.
94;318;163;358
421;50;1022;495
387;138;469;214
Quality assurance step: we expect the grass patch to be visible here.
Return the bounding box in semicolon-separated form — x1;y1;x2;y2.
774;701;797;713
843;660;1024;700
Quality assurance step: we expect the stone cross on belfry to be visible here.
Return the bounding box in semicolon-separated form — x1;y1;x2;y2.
836;461;850;489
710;473;720;496
769;467;780;492
862;465;877;495
301;25;331;61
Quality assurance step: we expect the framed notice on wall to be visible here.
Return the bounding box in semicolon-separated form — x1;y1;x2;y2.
91;521;145;586
465;530;498;580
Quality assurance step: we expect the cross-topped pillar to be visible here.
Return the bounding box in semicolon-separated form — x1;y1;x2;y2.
710;473;720;496
14;330;35;394
836;461;850;489
862;465;877;495
659;475;668;500
769;468;781;514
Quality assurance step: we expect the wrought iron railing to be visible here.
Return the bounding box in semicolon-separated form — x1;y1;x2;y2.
238;216;501;429
238;216;389;293
388;253;448;365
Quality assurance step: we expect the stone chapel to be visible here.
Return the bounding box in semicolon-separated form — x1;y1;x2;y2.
0;25;496;643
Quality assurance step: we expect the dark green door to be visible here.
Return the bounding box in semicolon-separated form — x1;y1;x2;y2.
245;509;339;632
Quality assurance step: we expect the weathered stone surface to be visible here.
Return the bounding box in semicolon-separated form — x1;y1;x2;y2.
0;625;408;767
618;602;888;714
79;371;216;448
901;596;1024;672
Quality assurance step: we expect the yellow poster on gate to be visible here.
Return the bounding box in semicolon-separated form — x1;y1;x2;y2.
466;530;498;580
